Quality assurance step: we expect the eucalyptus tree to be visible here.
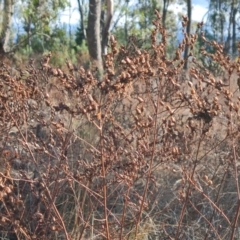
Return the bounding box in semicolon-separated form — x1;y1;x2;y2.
226;0;239;55
86;0;103;71
19;0;68;54
74;0;114;71
162;0;175;27
183;0;192;69
0;0;14;55
206;0;240;56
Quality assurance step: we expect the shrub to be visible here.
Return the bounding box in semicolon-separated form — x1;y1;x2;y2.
0;11;240;240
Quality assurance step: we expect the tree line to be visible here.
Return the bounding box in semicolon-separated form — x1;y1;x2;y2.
0;0;239;69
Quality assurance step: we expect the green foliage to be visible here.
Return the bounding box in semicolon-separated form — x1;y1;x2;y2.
75;26;85;46
15;0;69;56
9;0;239;71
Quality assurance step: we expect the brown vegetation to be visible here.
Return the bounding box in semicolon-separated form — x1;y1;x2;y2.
0;11;240;239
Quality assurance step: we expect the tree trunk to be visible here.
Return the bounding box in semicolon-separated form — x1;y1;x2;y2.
184;0;191;70
0;0;14;55
77;0;86;40
101;0;114;55
225;0;235;54
162;0;169;28
124;0;129;43
219;1;224;43
87;0;103;71
232;2;237;55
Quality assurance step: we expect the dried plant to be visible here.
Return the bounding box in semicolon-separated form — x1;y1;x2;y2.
0;11;240;240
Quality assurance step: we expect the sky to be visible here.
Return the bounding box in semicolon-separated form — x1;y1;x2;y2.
60;0;209;25
169;0;209;23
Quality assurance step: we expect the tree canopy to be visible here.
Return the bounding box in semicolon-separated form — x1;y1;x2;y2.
0;0;238;69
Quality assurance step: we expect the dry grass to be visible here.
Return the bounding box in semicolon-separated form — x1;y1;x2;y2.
0;11;240;239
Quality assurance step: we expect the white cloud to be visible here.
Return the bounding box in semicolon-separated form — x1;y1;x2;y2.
192;4;208;22
169;4;208;23
58;2;80;24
